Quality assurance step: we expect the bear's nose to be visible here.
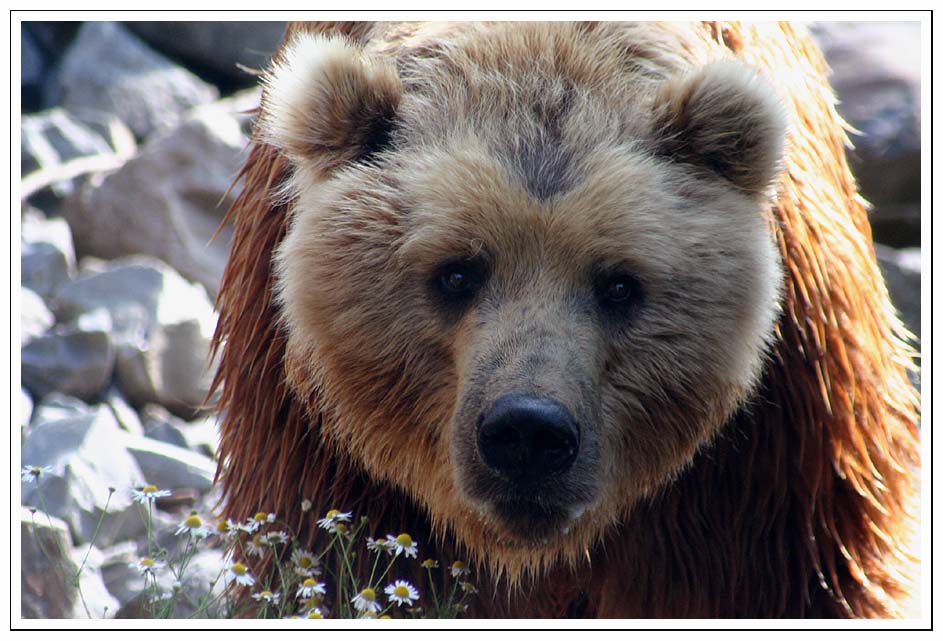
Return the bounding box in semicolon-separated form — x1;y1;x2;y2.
476;393;580;482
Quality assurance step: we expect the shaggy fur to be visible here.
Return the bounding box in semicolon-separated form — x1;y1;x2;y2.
211;21;920;618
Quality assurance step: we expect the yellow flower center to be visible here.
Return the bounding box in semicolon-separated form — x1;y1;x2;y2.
252;533;264;546
304;596;323;608
142;484;159;493
326;509;340;519
216;521;229;533
298;556;312;568
260;590;273;598
362;611;377;619
395;533;413;547
421;559;436;568
140;558;155;567
253;512;267;522
380;615;392;619
393;585;410;598
303;578;317;588
231;563;247;575
360;588;376;601
184;515;202;528
334;523;348;533
307;610;323;619
452;561;466;571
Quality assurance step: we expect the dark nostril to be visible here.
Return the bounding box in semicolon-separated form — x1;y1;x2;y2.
476;393;580;482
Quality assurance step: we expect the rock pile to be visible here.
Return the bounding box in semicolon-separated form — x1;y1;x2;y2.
19;21;282;619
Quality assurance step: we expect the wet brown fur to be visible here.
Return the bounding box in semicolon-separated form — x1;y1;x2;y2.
211;22;920;618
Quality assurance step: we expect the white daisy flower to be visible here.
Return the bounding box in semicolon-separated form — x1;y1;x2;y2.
385;533;418;558
261;530;289;545
128;557;166;576
21;465;54;483
291;548;320;577
246;511;277;532
385;580;420;607
351;587;380;613
229;519;256;534
295;577;327;600
450;560;470;578
420;559;439;569
316;509;352;533
300;499;313;512
224;560;256;586
366;536;392;554
130;484;172;504
460;581;478;594
175;512;213;539
246;533;267;558
214;519;240;541
251;590;280;604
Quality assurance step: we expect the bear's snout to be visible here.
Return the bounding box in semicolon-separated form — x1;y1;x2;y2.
476;393;580;483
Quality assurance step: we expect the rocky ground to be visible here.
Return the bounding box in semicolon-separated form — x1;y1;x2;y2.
18;21;922;619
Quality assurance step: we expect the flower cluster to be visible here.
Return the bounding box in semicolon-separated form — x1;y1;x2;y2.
23;472;478;620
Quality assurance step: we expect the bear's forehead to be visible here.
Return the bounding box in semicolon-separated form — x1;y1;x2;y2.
387;23;705;204
389;139;750;282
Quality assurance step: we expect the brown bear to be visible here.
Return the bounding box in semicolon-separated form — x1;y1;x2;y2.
211;21;920;618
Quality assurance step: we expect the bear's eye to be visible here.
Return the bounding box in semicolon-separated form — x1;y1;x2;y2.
432;259;486;305
596;272;642;310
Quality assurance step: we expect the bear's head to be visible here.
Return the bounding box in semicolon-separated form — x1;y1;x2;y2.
260;24;787;567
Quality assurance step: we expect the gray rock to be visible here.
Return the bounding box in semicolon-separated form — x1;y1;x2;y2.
22;241;71;301
50;257;218;417
876;244;921;340
21;507;79;618
50;22;218;140
21;215;77;300
22;215;76;266
21;286;54;344
183;415;220;460
116;318;216;418
22;26;45;111
110;545;227;618
124;434;217;491
68;544;121;619
68;308;114;334
52;256;216;343
31;392;91;426
21;107;115;177
141;404;190;448
21;109;136;203
60;104;244;295
128;21;286;83
21;325;115;402
22;25;44;86
810;22;920;246
104;387;145;436
22;387;34;427
218;86;262;138
21;406;146;546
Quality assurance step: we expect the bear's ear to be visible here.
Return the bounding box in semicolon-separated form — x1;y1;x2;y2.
260;32;402;174
650;61;787;195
